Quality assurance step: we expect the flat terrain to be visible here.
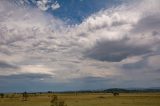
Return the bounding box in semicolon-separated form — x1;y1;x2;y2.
0;93;160;106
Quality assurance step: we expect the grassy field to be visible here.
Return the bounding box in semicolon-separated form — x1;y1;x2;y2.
0;93;160;106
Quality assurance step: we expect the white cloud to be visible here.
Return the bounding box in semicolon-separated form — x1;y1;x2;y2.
37;0;50;11
0;0;160;88
36;0;60;11
20;65;54;75
51;1;60;10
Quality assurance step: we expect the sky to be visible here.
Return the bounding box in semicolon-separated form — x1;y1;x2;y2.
0;0;160;92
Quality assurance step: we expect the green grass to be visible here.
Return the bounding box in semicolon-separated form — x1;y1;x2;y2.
0;93;160;106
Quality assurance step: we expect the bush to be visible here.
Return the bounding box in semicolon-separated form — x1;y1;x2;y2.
113;92;119;96
0;93;4;98
50;95;67;106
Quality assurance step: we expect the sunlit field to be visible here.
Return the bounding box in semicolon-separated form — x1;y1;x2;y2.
0;93;160;106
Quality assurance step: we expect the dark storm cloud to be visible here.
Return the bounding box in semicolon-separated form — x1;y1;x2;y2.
85;38;151;62
0;73;52;80
0;61;18;69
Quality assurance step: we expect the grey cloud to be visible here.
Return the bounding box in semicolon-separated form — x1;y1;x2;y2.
132;14;160;33
74;76;112;83
0;73;52;80
0;0;160;92
0;61;18;69
68;76;114;90
85;38;152;62
70;75;158;90
122;59;147;70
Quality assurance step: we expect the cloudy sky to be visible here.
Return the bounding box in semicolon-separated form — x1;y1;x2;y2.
0;0;160;92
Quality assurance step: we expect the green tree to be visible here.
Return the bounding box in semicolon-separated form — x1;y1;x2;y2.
0;93;4;98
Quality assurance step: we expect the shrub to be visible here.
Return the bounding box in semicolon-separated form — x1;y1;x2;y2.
50;95;58;106
50;95;67;106
0;93;4;98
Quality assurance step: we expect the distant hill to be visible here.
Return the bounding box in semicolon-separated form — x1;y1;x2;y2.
56;88;160;93
103;88;160;93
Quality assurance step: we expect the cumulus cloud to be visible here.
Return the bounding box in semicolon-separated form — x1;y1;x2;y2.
51;1;60;10
36;0;60;11
37;0;50;11
0;0;160;91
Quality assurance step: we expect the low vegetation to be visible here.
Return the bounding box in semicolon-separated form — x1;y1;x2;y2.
0;92;160;106
50;95;67;106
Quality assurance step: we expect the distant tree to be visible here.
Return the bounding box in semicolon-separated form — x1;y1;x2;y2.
0;93;4;98
48;91;53;94
22;92;28;101
113;92;119;96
